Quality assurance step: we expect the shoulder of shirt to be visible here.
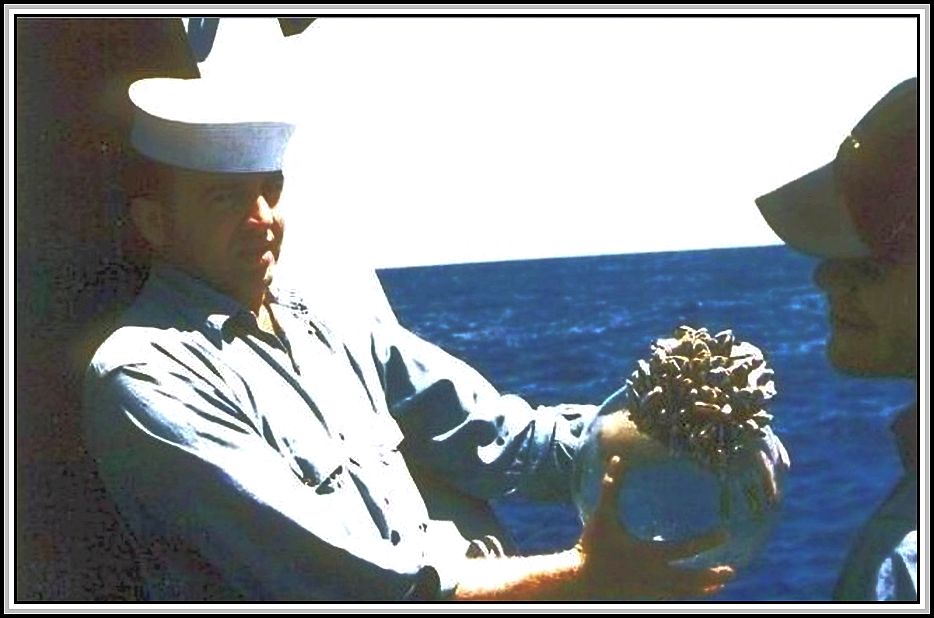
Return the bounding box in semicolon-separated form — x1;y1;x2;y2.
271;268;400;329
270;279;399;345
87;323;187;378
86;271;227;379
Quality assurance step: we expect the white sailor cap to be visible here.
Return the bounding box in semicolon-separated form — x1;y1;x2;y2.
128;77;295;174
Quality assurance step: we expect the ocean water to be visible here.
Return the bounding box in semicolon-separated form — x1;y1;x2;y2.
377;245;916;602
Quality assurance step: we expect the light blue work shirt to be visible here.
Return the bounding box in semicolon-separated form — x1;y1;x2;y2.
83;264;596;600
834;406;918;602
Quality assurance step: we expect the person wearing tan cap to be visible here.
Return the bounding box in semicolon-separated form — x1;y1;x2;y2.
755;77;918;601
83;76;737;601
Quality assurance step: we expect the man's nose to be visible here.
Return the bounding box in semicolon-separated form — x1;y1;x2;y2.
248;194;274;226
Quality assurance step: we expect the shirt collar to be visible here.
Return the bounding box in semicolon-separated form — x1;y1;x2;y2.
144;262;254;345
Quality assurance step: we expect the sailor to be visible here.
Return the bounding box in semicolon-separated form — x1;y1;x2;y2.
84;75;737;600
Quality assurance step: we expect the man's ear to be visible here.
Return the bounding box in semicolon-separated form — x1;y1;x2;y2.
129;197;168;250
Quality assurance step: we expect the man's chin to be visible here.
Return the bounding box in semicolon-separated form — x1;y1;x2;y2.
827;337;898;377
227;258;276;302
263;262;276;287
243;251;276;278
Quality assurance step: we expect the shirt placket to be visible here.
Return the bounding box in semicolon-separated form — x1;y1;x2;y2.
268;303;440;550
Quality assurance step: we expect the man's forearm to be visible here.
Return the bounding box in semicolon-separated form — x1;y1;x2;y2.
452;548;588;600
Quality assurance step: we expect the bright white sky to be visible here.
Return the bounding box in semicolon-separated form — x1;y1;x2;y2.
198;15;918;269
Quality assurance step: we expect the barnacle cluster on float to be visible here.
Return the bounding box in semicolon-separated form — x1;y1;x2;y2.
623;325;777;474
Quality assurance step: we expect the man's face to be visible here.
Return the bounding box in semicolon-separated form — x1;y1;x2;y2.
163;168;286;306
813;256;917;378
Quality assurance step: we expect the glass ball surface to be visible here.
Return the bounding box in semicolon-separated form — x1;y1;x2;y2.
573;411;786;570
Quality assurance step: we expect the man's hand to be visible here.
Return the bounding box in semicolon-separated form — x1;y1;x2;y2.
575;454;735;600
592;409;668;463
742;426;791;513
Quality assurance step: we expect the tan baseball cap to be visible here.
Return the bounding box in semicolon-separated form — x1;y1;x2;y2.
755;78;918;263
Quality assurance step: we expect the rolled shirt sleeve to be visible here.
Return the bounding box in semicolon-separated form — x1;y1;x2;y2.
372;317;599;503
85;354;460;600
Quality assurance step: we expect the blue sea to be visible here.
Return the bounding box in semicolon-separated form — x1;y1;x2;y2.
377;245;916;602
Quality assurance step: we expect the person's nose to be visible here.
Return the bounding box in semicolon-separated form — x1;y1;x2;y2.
248;193;275;227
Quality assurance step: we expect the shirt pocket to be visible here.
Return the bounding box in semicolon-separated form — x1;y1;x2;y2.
281;436;347;495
